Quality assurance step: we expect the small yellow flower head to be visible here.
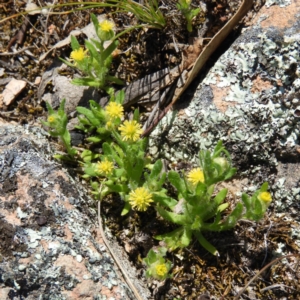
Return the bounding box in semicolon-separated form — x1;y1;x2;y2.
70;48;86;62
185;0;191;5
99;20;114;32
128;187;153;211
105;102;124;120
258;191;272;203
118;120;143;142
187;168;205;185
98;20;115;41
96;159;114;176
47;115;56;123
155;263;168;277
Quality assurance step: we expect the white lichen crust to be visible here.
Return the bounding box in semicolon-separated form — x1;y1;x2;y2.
149;2;300;227
0;123;150;300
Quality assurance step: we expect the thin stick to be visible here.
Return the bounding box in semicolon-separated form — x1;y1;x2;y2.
97;199;144;300
0;46;35;56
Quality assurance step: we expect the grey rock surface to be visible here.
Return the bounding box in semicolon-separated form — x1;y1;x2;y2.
149;0;300;232
38;59;101;116
1;1;300;299
0;121;150;300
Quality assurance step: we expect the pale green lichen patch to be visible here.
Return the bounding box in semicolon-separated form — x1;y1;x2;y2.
266;0;291;8
149;7;300;218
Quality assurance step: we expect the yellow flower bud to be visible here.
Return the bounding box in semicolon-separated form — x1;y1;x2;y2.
258;191;272;203
155;263;168;277
97;20;115;41
213;157;229;171
47;115;56;123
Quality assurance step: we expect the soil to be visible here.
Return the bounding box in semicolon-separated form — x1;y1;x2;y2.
1;1;299;299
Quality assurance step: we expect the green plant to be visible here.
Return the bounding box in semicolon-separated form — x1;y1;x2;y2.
43;93;272;277
177;0;200;32
153;141;272;256
111;0;166;29
72;89;165;215
41;99;77;159
143;247;172;280
43;97;273;277
41;6;272;279
60;14;123;90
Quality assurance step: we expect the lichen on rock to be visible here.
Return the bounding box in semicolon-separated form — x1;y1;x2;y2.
0;122;150;300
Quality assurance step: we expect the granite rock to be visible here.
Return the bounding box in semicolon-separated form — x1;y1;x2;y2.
0;121;150;300
149;0;300;231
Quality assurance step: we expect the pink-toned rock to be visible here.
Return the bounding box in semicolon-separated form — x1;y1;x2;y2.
1;78;26;106
0;122;150;299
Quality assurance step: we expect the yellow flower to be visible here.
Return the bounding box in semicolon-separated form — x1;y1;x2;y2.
105;102;124;120
128;187;153;211
155;263;168;277
118;120;143;142
70;48;86;62
258;191;272;203
185;0;191;4
99;20;114;32
96;159;113;176
187;168;205;185
47;115;56;123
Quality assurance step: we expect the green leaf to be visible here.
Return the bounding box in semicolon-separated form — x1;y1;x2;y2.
105;183;126;193
85;40;102;63
59;57;76;69
156;227;191;251
217;203;229;213
222;202;244;228
90;13;99;33
72;77;102;88
70;35;80;50
133;108;140;122
149;159;163;180
144;249;158;265
84;164;97;177
254;198;263;215
181;227;192;248
152;194;177;208
90;38;102;51
114;168;125;178
76;106;101;127
45;101;55;115
260;182;269;192
168;171;185;195
194;182;207;197
190;8;200;18
224;168;237;180
102;142;113;155
86;136;102;143
89;105;106;125
156;172;167;189
102;142;123;167
194;231;219;256
102;40;118;62
111;130;128;152
212;140;224;157
115;90;125;104
156;206;187;225
124;154;144;185
213;188;228;206
241;193;251;211
106;75;124;86
121;202;131;215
